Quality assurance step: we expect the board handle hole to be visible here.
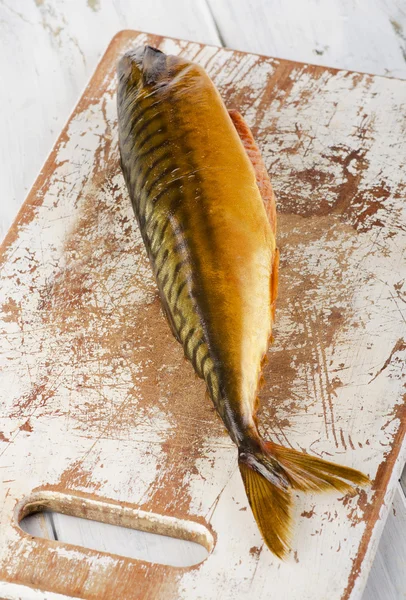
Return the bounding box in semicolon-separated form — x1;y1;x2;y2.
17;491;213;568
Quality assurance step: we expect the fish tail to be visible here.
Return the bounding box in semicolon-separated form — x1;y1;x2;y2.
238;440;370;558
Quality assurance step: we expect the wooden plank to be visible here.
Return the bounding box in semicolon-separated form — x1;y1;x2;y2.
206;0;406;78
0;30;405;600
361;484;406;600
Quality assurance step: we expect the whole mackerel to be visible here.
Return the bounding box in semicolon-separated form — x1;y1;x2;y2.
117;46;369;558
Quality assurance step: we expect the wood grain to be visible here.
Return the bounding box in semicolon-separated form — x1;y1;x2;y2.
206;0;406;78
0;30;405;600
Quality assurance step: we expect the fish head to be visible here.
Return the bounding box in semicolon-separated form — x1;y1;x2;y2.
117;45;200;92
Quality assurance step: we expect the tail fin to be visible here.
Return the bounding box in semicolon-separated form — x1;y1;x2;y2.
238;441;370;558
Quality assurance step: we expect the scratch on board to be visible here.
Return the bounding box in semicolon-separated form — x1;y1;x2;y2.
369;338;406;383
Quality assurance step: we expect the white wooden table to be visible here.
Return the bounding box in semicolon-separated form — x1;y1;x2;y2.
0;2;405;599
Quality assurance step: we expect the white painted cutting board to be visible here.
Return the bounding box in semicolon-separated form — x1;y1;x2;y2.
0;31;405;600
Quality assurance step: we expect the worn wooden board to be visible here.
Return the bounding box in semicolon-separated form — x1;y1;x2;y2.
0;30;405;600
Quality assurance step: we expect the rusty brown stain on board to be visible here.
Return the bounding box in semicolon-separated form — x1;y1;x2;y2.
348;182;392;232
1;536;184;600
1;298;21;324
301;506;316;519
10;380;55;420
222;60;395;237
341;489;373;528
19;420;33;433
283;144;397;235
58;460;105;492
291;145;369;219
249;545;262;558
369;338;406;383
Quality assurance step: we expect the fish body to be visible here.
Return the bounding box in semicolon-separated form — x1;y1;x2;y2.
117;46;369;557
118;47;275;446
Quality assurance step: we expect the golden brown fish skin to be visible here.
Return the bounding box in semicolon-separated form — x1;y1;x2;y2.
117;47;369;559
118;46;275;447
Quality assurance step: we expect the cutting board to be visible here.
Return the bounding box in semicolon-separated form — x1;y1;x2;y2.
0;30;405;600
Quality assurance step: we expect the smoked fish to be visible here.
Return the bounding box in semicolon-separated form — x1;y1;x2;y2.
117;46;369;558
